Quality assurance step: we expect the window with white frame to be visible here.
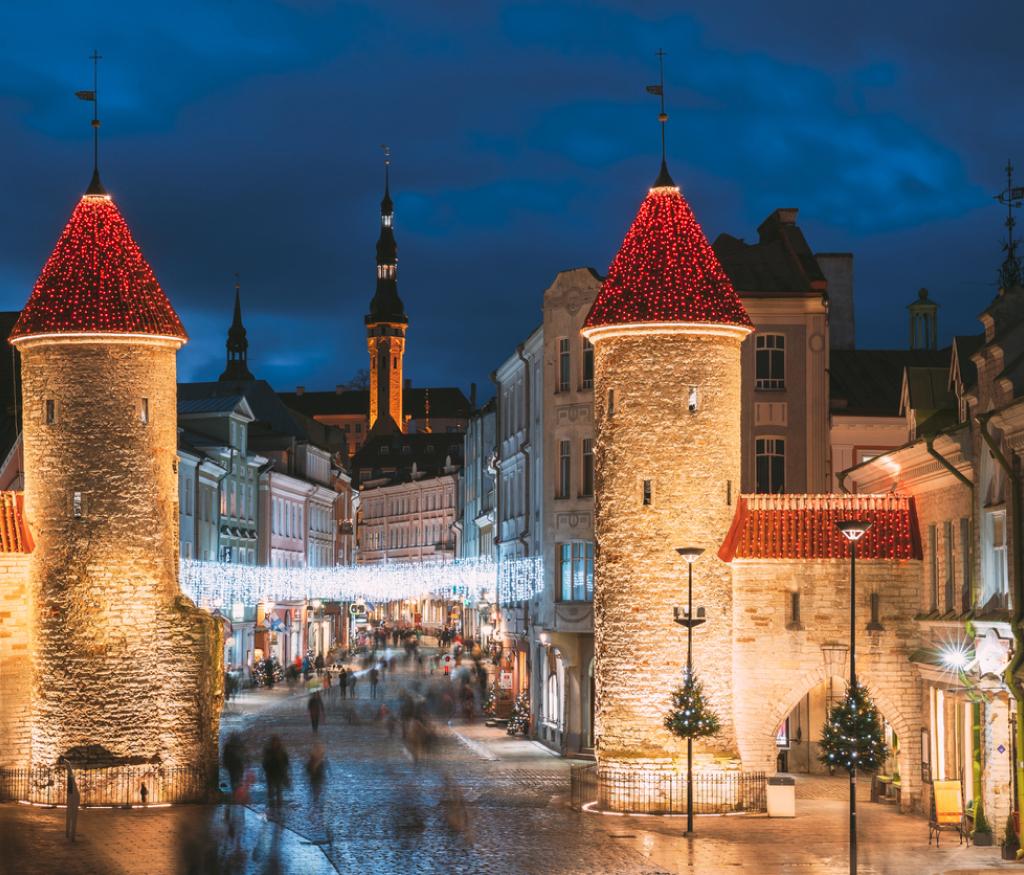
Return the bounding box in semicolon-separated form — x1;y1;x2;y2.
755;437;785;493
983;508;1009;607
755;334;785;390
559;541;594;601
558;338;570;392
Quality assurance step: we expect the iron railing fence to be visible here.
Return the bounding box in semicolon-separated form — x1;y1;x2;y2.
570;763;767;815
0;765;210;807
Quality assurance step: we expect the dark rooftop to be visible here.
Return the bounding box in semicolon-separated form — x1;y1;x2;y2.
352;432;465;488
830;348;951;417
281;386;472;422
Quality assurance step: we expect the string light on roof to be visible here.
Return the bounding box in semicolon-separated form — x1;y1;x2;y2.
10;193;187;342
584;188;753;330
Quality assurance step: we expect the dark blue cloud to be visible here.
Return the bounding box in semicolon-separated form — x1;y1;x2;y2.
0;0;1018;394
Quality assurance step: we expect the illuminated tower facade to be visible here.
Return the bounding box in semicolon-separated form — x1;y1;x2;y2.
581;159;753;794
366;158;407;432
9;173;222;786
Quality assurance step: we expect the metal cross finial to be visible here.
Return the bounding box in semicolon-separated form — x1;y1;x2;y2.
656;49;667;163
996;159;1024;289
381;143;391;166
89;51;101;175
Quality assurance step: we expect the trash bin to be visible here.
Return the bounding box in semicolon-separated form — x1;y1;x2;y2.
767;775;796;818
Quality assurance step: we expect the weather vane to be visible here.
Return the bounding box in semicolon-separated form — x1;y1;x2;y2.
646;49;668;164
996;160;1024;290
75;51;103;189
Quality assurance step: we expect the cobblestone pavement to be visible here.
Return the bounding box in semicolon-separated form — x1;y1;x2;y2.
1;654;1018;874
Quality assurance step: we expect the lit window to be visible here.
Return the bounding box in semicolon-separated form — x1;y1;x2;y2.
755;334;785;390
558;440;571;499
983;509;1008;608
45;399;56;425
687;385;699;413
558;338;570;392
581;438;594;497
582;338;594;389
755;438;785;493
559;541;594;601
72;491;82;518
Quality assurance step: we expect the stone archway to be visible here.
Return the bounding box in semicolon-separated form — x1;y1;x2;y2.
747;664;919;812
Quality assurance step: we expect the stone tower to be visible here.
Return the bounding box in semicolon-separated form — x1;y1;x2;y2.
9;173;222;786
581;159;753;794
366;155;407;432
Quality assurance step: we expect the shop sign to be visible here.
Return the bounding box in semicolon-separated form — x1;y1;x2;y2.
499;670;513;690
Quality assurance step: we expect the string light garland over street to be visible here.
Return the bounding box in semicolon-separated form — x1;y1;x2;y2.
179;555;544;609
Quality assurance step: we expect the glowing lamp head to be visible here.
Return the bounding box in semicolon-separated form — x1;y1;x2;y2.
539;632;550;647
942;643;973;671
676;547;704;565
836;520;871;543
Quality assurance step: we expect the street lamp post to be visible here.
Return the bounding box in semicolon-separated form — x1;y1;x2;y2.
673;546;705;836
836;519;871;875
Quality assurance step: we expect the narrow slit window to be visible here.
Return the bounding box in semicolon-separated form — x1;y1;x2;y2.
642;479;652;506
787;591;801;629
607;388;615;419
688;385;699;413
45;399;55;425
868;591;883;630
140;398;149;424
72;491;83;519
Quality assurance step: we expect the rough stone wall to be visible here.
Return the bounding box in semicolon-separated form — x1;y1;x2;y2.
20;337;221;778
982;694;1013;841
592;330;744;774
367;326;405;430
731;558;924;811
0;554;31;766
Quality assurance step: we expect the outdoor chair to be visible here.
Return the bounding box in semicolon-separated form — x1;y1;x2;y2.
928;780;969;846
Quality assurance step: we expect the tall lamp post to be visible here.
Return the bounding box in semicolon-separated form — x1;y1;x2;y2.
673;546;705;836
836;519;871;875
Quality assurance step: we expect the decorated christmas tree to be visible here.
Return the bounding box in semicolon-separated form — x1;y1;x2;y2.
664;671;721;740
483;682;497;717
819;682;889;773
507;691;530;736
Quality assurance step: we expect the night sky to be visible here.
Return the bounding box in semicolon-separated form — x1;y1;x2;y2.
1;2;1019;398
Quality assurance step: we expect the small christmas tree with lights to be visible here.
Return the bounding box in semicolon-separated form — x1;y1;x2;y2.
483;682;497;717
664;671;721;740
507;691;530;736
819;682;889;773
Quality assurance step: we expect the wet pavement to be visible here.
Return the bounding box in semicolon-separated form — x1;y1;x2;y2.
0;652;1017;874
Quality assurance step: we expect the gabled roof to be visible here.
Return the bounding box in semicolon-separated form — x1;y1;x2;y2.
713;209;826;296
950;334;983;392
719;493;922;562
10;192;187;343
0;491;32;553
352;432;464;488
830;348;951;417
584;174;752;330
178;395;253;418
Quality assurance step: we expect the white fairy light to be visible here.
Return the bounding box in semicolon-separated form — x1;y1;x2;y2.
179;555;544;610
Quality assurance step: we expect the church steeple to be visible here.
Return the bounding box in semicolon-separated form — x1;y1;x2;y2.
219;275;254;381
366;147;408;432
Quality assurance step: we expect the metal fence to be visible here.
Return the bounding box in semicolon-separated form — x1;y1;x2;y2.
570;763;767;815
0;765;210;807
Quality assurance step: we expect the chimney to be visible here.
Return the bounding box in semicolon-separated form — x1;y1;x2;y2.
470;382;477;408
296;386;304;396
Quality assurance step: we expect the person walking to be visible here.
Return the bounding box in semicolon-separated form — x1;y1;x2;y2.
308;691;326;734
64;766;80;841
369;667;380;699
338;668;348;699
262;736;290;809
314;653;325;677
222;732;247;800
349;671;359;698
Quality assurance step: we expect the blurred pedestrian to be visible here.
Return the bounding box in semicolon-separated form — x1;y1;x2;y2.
369;667;380;699
308;691;326;734
441;772;472;840
338;667;348;699
64;766;80;841
349;672;359;698
262;736;290;809
222;732;246;798
314;653;325;676
305;742;326;799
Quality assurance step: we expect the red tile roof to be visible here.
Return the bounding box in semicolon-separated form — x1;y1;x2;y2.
0;492;32;553
719;493;921;562
584;183;752;330
9;192;187;342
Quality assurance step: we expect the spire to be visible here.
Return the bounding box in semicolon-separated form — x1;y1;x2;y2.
366;145;407;326
647;49;676;189
219;274;254;381
75;51;106;196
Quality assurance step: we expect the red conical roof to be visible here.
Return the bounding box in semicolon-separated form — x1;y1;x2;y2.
584;180;752;330
10;191;187;342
